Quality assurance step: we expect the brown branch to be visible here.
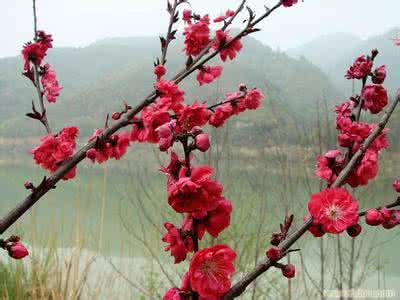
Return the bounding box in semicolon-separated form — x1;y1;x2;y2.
0;0;283;235
223;90;400;299
160;0;179;65
32;0;51;134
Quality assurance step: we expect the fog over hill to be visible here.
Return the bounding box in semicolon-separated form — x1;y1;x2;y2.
288;28;400;95
0;35;339;141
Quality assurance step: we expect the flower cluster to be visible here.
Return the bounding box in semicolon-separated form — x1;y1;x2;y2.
365;208;400;229
86;129;131;163
209;87;264;127
22;30;63;104
308;50;399;245
22;30;53;72
316;51;390;189
32;127;79;180
183;15;211;56
41;63;63;103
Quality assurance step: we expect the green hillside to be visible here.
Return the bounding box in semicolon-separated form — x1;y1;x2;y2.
0;35;339;141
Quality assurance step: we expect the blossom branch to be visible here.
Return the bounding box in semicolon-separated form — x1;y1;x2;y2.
30;0;52;133
0;1;283;235
223;90;400;299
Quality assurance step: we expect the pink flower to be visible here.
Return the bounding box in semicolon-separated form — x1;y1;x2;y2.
196;65;223;85
137;106;171;143
22;43;47;71
32;127;79;180
154;64;166;80
167;165;222;218
162;222;193;264
87;129;131;163
243;88;264;110
163;288;181;300
156;120;177;152
315;150;343;184
189;245;236;299
346;150;379;188
195;133;210;152
182;9;192;24
282;0;298;7
393;36;400;46
308;188;359;234
41;63;63;103
372;65;386;84
213;9;235;23
213;30;243;62
362;84;388;114
393;179;400;193
160;152;186;185
155;80;185;113
8;242;29;260
345;55;373;80
21;30;53;71
178;101;210;130
185;198;232;239
183;15;211;56
209;103;233;127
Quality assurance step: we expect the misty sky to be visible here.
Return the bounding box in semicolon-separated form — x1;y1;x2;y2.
1;0;399;58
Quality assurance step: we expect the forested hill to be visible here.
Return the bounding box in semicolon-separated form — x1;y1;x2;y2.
288;28;400;95
0;35;339;139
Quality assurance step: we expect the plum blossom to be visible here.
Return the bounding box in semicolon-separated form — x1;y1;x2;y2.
362;84;388;114
345;55;373;80
213;30;243;62
308;188;359;234
189;245;236;299
183;15;211;56
167;165;223;218
32;127;79;180
162;222;193;264
196;65;223;85
41;63;63;103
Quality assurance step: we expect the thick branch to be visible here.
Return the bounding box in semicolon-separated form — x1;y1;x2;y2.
223;90;400;299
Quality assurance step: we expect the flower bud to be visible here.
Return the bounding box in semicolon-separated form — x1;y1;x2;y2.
191;126;203;136
195;133;210;152
156;123;172;139
365;209;383;226
393;179;400;193
86;148;97;161
380;208;392;222
270;232;283;246
382;220;397;230
159;137;173;152
111;112;121;120
154;65;166;79
24;181;33;190
8;242;29;260
266;246;282;261
346;224;362;237
281;264;296;278
372;65;386;84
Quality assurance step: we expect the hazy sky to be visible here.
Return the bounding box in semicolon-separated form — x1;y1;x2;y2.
1;0;399;58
